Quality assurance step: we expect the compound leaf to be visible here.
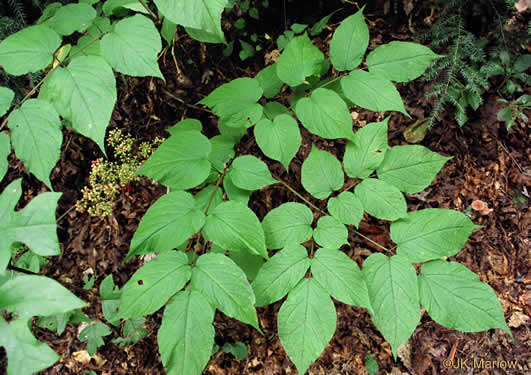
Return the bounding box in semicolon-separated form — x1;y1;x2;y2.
158;290;215;375
363;254;420;358
276;33;324;87
79;322;111;356
112;317;149;347
262;202;313;250
312;248;370;309
354;178;406;221
301;145;344;199
136;130;212;190
390;208;479;263
190;253;259;329
330;9;369;71
120;252;191;318
419;260;512;337
376;145;451;193
127;191;205;260
228;155;277;191
44;3;96;36
313;216;348;248
327;191;364;228
7;99;62;189
203;201;267;258
252;244;310;306
101;15;164;79
278;278;336;375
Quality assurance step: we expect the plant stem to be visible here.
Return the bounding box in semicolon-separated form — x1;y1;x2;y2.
138;0;158;19
204;169;226;216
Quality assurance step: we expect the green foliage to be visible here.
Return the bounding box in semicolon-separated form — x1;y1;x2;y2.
222;341;248;360
79;322;112;356
329;8;368;71
111;317;149;347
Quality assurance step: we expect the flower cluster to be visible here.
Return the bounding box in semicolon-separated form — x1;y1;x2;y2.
76;130;163;217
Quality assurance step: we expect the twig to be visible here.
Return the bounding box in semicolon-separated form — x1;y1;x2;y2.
57;205;77;222
162;89;215;114
137;0;157;19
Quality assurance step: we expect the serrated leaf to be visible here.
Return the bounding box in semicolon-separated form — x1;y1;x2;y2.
228;155;277;191
294;88;354;140
330;9;369;71
313;216;348;248
0;274;85;318
100;274;121;326
252;244;310;306
327;191;364;228
341;70;409;116
155;0;228;44
419;260;512;337
390;208;478;263
301;145;344;199
127;191;206;260
278;278;336;375
120;252;191;318
199;78;263;128
0;25;61;75
158;289;215;375
262;202;313;249
376;145;451;193
343;118;389;179
0;179;62;271
276;33;325;87
101;15;164;79
255;64;284;98
362;254;420;358
191;253;259;329
0;133;11;182
0;318;59;375
79;322;111;356
112;317;149;347
354;178;406;221
0;87;14;116
7;99;62;189
311;248;370;309
203;201;267;258
367;41;441;82
44;3;96;36
38;56;116;151
223;174;252;204
136;130;211;190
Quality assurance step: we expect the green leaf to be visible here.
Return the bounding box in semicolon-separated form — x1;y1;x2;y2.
290;23;308;33
199;78;263;128
310;9;340;36
228;250;263;281
209;135;235;172
161;17;178;45
363;254;420;358
203;201;267;258
255;64;284;98
99;274;121;327
255;114;300;171
223;174;252;204
158;289;215;375
79;322;111;356
311;248;370;309
0;87;14;116
419;260;512;337
294;88;353;140
0;274;85;318
136;130;212;190
38;3;62;24
167;118;203;135
112;317;149;347
7;99;62;189
218;117;247;142
44;3;96;36
195;184;223;212
223;341;248;360
155;0;228;44
239;40;255;60
301;145;344;199
278;278;336;375
276;33;325;87
366;41;441;82
120;252;191;318
191;253;260;329
38;56;117;151
390;208;478;263
376;145;451;193
262;202;313;249
228;155;277;191
0;318;59;375
0;25;61;76
263;101;288;120
37;309;88;335
0;133;11;182
101;15;164;79
313;216;348;248
513;54;531;73
0;179;62;270
341;70;409;116
103;0;150;15
252;244;310;306
327;191;364;228
343;118;389;179
127;191;206;260
329;9;369;71
354;178;406;221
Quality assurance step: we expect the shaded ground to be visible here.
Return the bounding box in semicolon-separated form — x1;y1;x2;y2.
1;1;530;374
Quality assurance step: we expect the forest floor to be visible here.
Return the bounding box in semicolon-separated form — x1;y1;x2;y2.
1;1;530;375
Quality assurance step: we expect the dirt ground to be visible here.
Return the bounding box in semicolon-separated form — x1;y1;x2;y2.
0;1;529;374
